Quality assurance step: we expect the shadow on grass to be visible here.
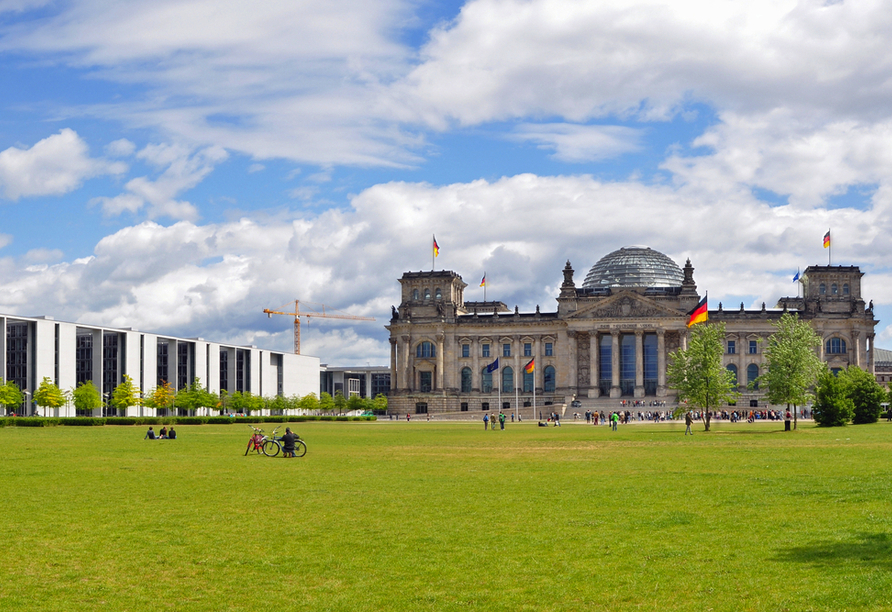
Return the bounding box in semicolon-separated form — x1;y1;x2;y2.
773;532;892;570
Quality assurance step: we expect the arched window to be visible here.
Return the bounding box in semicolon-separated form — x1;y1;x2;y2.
826;337;847;354
412;289;419;300
416;341;435;358
747;364;759;390
481;368;493;393
502;367;513;392
435;288;442;299
523;369;533;393
544;365;556;393
460;367;472;393
831;283;838;295
843;283;850;295
424;289;431;300
726;363;738;386
819;283;826;295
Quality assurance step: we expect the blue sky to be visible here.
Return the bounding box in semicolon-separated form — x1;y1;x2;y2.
2;0;892;365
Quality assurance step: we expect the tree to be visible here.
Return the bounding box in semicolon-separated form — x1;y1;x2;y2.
813;369;855;426
145;381;176;415
372;393;388;414
34;377;66;417
758;312;824;429
319;392;334;413
111;374;140;415
333;390;347;414
0;379;24;414
176;378;218;416
843;366;886;424
667;322;739;431
299;392;320;413
346;393;364;413
72;381;102;416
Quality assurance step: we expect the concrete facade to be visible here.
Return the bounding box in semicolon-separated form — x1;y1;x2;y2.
1;313;320;416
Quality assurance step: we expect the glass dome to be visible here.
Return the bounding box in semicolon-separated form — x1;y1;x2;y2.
582;246;683;289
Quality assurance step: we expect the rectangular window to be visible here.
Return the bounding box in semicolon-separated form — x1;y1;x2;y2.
482;344;490;358
502;402;510;411
460;402;468;412
481;402;489;411
544;342;553;356
415;402;428;414
503;343;511;357
749;340;758;354
727;340;736;354
525;343;533;357
419;371;432;393
461;344;469;358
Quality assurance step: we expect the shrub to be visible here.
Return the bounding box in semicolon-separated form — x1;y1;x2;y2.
176;417;209;425
206;417;234;424
813;369;854;426
9;417;59;427
104;417;141;426
58;417;106;426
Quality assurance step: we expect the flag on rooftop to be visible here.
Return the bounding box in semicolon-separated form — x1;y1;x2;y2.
823;230;830;249
433;235;440;257
480;273;486;287
524;358;535;373
687;295;708;327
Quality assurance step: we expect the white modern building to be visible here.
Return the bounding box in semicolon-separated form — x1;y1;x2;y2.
1;312;320;416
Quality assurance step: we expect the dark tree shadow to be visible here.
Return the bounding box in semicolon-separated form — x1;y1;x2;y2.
773;532;892;571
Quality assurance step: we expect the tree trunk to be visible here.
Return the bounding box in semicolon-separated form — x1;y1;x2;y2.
704;411;711;432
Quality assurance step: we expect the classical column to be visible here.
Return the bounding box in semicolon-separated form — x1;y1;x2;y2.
853;331;861;367
568;331;578;398
389;338;397;391
401;335;411;392
868;333;876;375
589;332;600;398
472;337;480;392
436;332;445;392
634;330;644;398
656;329;666;396
513;335;521;396
610;330;621;399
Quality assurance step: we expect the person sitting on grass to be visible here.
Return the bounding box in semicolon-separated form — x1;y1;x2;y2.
281;427;297;458
144;427;157;440
159;426;168;439
168;427;177;440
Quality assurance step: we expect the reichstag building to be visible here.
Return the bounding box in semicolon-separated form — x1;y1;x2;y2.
385;246;878;416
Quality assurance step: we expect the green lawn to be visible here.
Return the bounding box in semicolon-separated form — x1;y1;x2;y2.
1;419;891;611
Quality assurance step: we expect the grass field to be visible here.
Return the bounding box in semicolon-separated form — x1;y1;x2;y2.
1;419;891;611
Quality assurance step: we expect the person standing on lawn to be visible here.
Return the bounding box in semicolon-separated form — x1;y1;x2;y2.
685;411;694;435
498;411;506;430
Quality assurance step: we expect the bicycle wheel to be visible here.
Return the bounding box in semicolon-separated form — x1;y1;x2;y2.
262;439;281;457
294;440;307;458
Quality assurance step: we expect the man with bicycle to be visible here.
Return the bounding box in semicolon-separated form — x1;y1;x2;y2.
281;427;298;458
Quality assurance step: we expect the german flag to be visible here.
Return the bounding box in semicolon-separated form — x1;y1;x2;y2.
823;230;830;249
687;296;708;327
433;235;440;257
524;358;535;373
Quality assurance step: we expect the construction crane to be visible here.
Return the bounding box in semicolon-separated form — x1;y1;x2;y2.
263;300;375;355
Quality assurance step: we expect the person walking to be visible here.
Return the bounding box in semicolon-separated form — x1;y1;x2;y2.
685;411;694;435
483;413;489;430
499;411;506;430
611;411;619;431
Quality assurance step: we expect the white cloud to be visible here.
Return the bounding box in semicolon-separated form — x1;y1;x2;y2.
105;138;136;157
4;174;892;363
91;144;228;220
0;234;11;249
0;129;126;200
510;123;643;162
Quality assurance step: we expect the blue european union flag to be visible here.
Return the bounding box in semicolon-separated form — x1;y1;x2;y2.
486;358;499;373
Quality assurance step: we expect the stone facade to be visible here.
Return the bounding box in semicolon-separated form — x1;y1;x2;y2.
385;252;878;417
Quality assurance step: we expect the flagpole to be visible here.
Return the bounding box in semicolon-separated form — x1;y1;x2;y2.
432;234;435;270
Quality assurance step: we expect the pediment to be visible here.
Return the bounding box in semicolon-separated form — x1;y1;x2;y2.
567;292;684;320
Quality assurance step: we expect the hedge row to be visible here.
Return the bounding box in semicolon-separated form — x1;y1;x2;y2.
0;415;376;428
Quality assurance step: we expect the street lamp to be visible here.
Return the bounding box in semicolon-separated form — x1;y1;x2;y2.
24;391;32;417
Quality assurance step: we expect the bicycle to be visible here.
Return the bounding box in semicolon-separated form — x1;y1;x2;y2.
274;431;307;458
244;426;283;457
